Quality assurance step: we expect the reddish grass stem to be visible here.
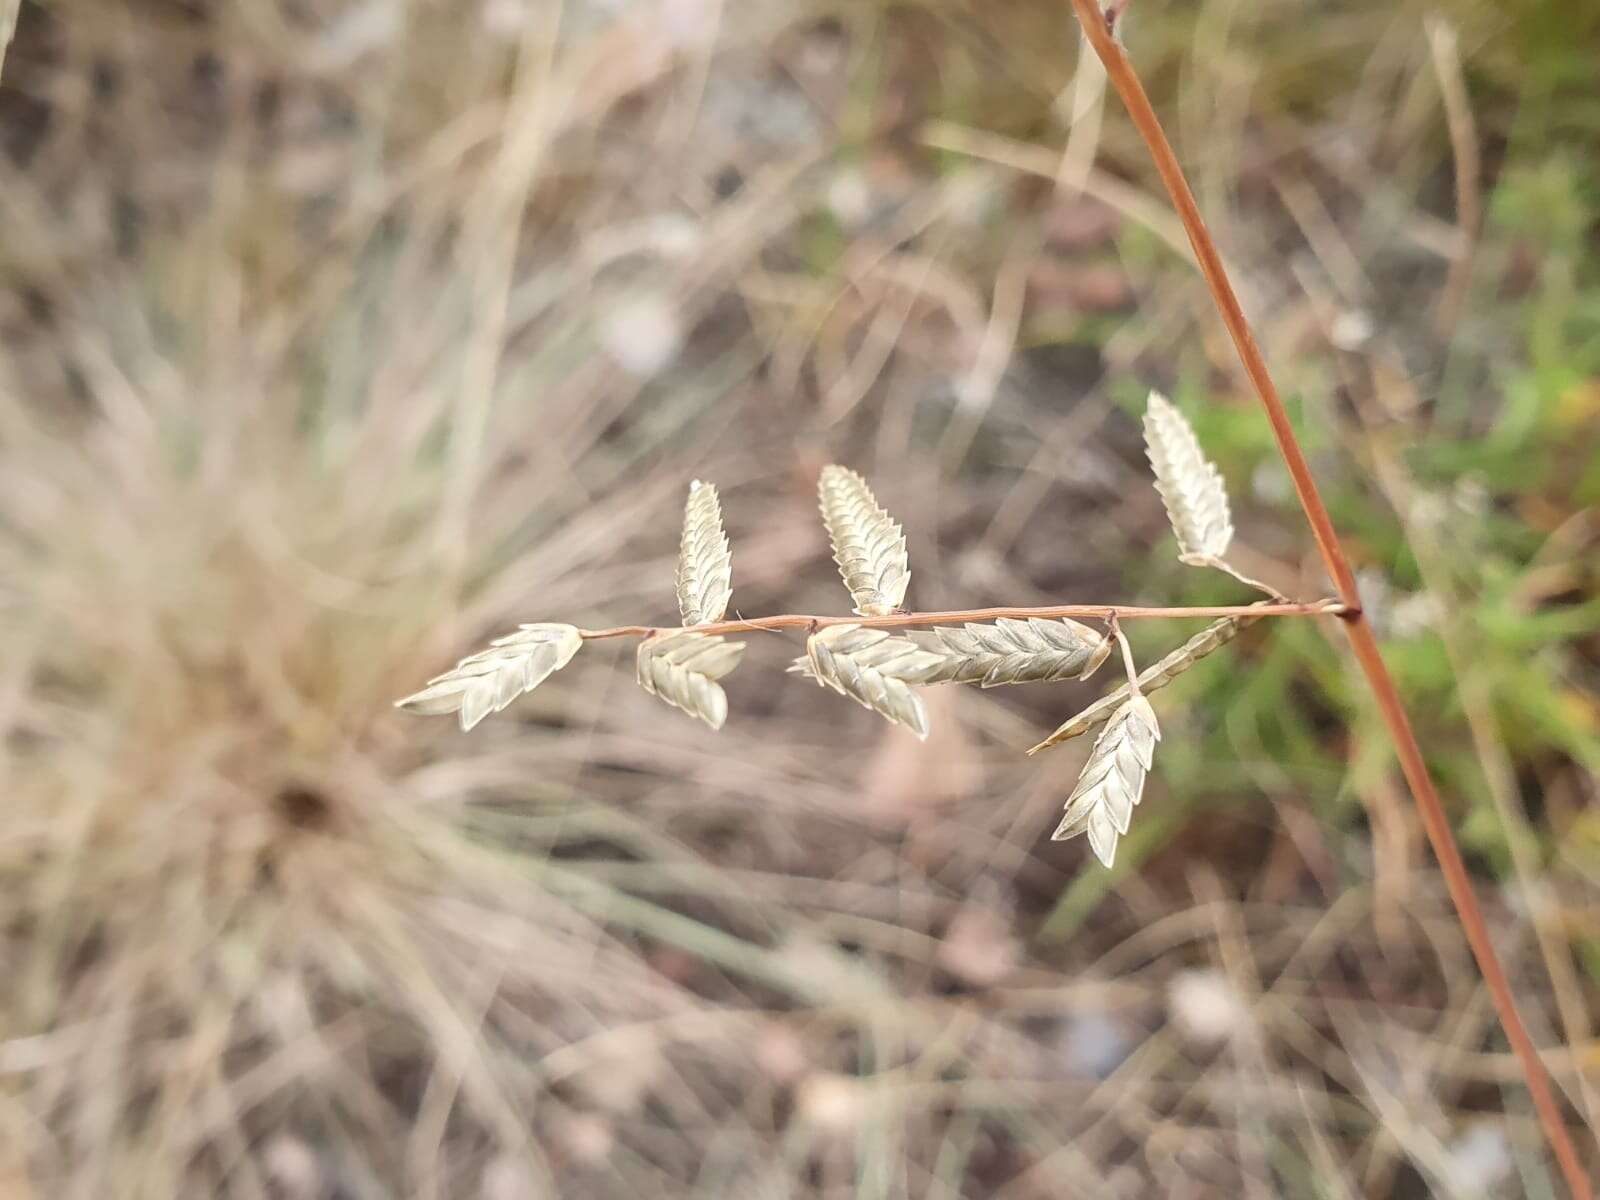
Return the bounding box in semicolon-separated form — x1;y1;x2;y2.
579;600;1341;641
1065;1;1593;1193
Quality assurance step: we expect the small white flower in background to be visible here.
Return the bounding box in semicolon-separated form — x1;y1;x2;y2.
1329;308;1375;351
551;1111;615;1167
794;1072;869;1133
642;213;703;259
825;167;874;229
481;1153;540;1200
1167;968;1251;1045
598;292;684;378
262;1135;323;1200
1445;1122;1515;1194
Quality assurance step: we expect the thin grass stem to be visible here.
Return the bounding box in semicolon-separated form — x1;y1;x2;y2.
577;600;1343;641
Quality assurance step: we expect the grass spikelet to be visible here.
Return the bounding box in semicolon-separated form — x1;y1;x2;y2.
801;624;947;739
1051;694;1160;866
910;617;1111;686
817;465;910;617
1144;391;1234;564
636;631;745;729
396;623;584;731
676;480;733;626
1027;605;1266;753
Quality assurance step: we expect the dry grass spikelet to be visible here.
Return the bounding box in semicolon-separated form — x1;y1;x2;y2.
636;631;745;728
1052;694;1160;866
799;624;948;738
395;623;583;730
1028;606;1265;753
1143;390;1234;564
910;617;1111;686
817;465;910;616
676;480;733;626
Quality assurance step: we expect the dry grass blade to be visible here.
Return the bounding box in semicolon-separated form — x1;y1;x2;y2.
636;631;745;729
909;617;1112;686
799;624;948;739
396;623;583;731
1052;694;1160;866
1027;604;1266;753
676;480;733;626
818;465;910;616
0;0;16;81
1144;390;1233;563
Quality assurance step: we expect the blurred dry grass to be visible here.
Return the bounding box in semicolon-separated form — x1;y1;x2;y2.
0;1;1595;1197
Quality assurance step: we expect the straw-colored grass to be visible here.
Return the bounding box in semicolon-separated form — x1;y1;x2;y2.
0;0;1592;1195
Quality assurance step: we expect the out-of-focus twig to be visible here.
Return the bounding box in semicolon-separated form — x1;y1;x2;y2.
0;0;16;82
1424;15;1481;342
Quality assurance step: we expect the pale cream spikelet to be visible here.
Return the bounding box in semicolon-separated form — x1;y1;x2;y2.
910;617;1111;686
676;480;733;626
1052;694;1160;867
817;465;910;617
799;624;948;738
636;631;745;729
1144;391;1233;564
395;623;584;731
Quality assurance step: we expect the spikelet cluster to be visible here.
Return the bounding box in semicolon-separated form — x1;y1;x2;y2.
400;413;1278;872
797;625;947;739
637;631;745;729
396;623;582;731
1052;695;1160;867
910;618;1110;687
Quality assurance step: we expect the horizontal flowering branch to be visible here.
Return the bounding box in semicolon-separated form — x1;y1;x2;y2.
576;599;1343;641
400;402;1329;865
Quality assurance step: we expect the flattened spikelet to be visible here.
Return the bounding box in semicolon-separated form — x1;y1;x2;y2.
910;618;1111;687
636;631;745;729
1052;694;1160;867
676;479;733;626
1144;391;1233;563
1027;604;1266;753
802;624;948;738
396;623;583;731
818;465;910;616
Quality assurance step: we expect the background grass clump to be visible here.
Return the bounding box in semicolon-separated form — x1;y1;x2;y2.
0;0;1595;1196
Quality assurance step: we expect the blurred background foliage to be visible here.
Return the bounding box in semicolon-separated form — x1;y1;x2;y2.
0;0;1595;1197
